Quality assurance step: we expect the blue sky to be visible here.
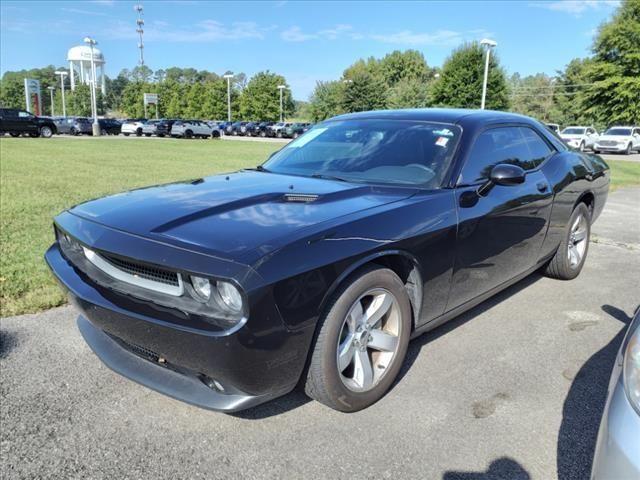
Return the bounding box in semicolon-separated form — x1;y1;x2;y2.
0;0;620;100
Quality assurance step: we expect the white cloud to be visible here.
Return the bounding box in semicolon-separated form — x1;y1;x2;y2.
282;24;352;42
529;0;620;15
61;7;109;17
369;29;463;46
109;19;267;42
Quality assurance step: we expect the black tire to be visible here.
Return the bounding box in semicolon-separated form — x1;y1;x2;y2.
304;266;412;412
39;126;53;138
135;128;142;137
579;141;585;152
185;130;193;139
144;133;151;137
544;203;591;280
593;149;600;154
123;133;130;137
70;127;78;136
625;143;633;155
9;132;20;138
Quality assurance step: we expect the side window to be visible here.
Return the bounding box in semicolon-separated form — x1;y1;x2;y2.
18;111;32;118
518;127;553;169
459;127;528;184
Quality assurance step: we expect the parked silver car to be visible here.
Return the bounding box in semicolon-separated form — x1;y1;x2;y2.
591;307;640;479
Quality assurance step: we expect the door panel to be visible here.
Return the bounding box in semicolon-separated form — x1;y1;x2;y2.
448;171;553;309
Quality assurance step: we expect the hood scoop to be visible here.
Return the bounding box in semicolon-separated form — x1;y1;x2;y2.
283;193;319;203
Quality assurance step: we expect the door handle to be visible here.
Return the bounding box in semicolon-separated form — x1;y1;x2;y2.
537;182;548;193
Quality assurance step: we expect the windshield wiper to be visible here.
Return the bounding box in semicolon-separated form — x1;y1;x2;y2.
245;165;271;173
310;173;350;183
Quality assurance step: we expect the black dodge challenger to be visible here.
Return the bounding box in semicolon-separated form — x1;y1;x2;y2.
46;109;610;413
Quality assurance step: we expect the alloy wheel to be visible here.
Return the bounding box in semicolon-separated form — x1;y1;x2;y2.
567;214;588;267
337;288;402;392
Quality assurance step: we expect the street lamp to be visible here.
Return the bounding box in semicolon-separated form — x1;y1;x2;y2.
84;36;100;135
54;70;68;117
47;86;55;116
480;38;497;110
223;73;234;122
277;84;287;122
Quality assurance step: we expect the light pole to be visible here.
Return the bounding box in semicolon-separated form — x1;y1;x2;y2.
48;87;55;116
223;73;234;122
480;38;497;110
277;84;287;122
84;36;101;135
54;70;68;117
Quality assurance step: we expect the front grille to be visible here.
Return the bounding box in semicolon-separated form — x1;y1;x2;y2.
101;253;180;287
599;140;618;146
108;333;162;363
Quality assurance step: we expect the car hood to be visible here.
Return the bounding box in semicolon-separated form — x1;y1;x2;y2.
69;171;415;263
597;135;631;142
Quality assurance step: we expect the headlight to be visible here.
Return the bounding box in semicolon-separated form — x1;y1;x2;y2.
623;327;640;415
216;281;243;314
190;275;211;302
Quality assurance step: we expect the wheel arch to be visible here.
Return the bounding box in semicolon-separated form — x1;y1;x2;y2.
574;190;595;219
319;250;424;332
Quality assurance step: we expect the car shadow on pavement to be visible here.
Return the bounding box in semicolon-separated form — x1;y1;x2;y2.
229;390;311;420
556;304;633;480
443;457;531;479
397;272;544;385
0;329;20;359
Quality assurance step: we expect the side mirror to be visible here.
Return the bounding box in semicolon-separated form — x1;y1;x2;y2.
477;164;526;196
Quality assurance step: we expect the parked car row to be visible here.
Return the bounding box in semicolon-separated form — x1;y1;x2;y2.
549;124;640;155
222;121;313;138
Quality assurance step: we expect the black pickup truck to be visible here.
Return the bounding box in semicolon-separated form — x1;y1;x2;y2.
0;108;57;138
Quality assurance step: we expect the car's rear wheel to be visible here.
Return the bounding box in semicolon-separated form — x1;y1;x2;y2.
70;127;78;136
544;203;591;280
40;126;53;138
9;133;20;138
123;133;130;136
293;132;300;139
184;130;193;139
144;133;151;137
135;128;142;136
305;266;411;412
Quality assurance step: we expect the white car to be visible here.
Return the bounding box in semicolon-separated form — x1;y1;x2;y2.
594;126;640;155
559;126;599;152
120;119;147;137
170;120;213;139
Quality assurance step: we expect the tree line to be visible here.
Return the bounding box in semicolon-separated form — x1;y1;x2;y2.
1;0;637;126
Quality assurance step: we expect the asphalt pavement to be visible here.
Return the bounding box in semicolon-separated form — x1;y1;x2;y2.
1;188;639;480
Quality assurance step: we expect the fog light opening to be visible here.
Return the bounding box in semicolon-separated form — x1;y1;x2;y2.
199;374;225;393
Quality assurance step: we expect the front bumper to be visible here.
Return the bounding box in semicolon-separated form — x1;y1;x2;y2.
45;217;315;412
595;143;627;152
591;369;640;478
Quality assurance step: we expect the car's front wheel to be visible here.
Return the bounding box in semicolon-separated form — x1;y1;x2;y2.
40;126;53;138
544;203;591;280
305;266;411;412
625;143;633;155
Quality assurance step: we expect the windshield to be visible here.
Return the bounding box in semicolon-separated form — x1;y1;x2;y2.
263;119;462;187
605;128;632;136
562;127;585;135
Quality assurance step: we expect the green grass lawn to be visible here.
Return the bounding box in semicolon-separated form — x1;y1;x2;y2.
1;137;639;317
0;137;280;317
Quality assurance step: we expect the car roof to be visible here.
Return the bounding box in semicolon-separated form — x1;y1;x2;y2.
331;108;536;127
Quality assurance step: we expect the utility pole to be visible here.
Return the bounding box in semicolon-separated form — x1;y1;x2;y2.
134;4;145;65
480;38;497;110
224;73;234;122
54;70;68;117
